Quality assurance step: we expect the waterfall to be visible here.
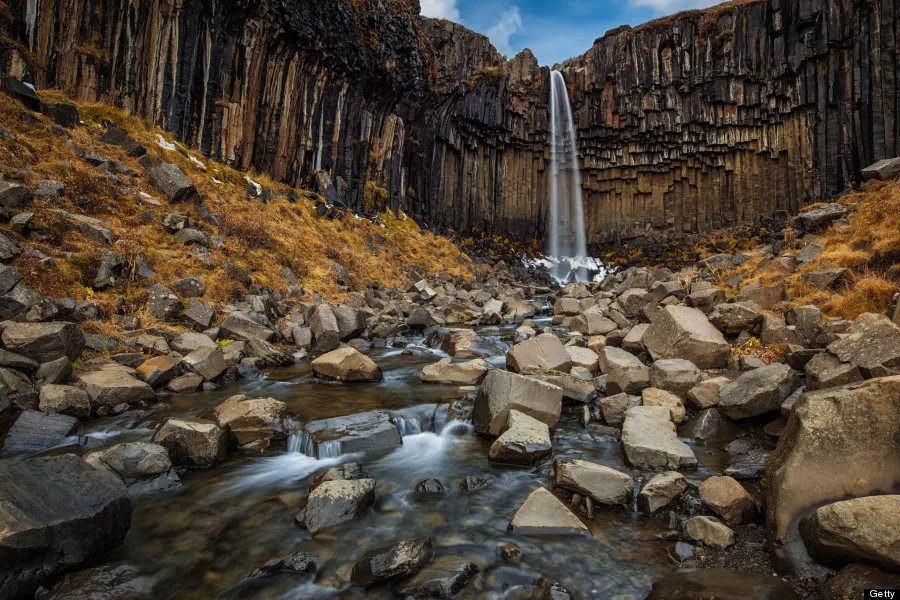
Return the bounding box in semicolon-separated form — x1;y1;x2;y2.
548;70;588;282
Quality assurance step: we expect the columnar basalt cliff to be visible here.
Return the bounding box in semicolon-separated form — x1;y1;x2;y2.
4;0;898;247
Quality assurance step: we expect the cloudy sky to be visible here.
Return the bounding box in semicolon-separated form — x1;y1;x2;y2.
419;0;724;65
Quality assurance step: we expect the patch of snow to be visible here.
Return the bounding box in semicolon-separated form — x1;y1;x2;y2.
245;176;262;196
188;154;207;171
155;134;176;151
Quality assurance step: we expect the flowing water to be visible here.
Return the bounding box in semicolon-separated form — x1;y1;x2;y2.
548;70;589;283
65;321;734;599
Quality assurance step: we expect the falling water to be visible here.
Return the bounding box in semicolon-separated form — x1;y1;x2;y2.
548;70;588;282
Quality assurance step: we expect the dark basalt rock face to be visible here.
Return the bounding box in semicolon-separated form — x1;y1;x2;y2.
5;0;898;245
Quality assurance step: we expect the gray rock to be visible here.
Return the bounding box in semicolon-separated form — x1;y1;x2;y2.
0;410;79;456
166;373;203;393
175;228;208;246
508;487;589;536
709;301;763;334
599;346;649;394
170;277;206;297
297;478;376;534
100;125;146;156
0;180;33;214
599;392;641;427
248;550;316;578
181;298;214;330
300;410;402;458
75;369;156;411
568;305;618;335
0;231;21;261
621;406;697;470
805;352;864;391
473;369;562;436
644;306;730;369
637;471;687;514
212;394;291;453
181;346;227;382
685;516;735;549
795;203;849;232
41;563;151;600
145;161;196;202
506;332;572;373
718;364;800;419
38;384;91;419
151;417;227;467
84;442;180;494
522;369;596;403
311;347;382;382
420;358;488;385
170;331;216;354
555;458;634;505
1;321;85;363
351;537;434;587
394;558;478;599
220;311;275;342
146;284;183;320
0;264;21;295
826;314;900;378
309;304;342;352
649;358;702;399
489;409;552;465
800;268;848;289
0;454;131;599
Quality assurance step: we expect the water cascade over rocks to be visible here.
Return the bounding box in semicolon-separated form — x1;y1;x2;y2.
547;70;589;283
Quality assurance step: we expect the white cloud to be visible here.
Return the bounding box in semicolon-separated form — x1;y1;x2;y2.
486;6;522;57
420;0;460;21
630;0;722;13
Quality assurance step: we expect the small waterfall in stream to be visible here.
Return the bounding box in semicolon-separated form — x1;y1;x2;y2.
548;70;589;282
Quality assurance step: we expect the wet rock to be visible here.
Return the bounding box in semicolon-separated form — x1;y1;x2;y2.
212;394;291;453
219;311;275;342
622;406;697;470
312;347;382;382
351;537;434;587
599;392;641;427
718;363;800;419
420;357;488;385
297;478;377;534
509;487;589;536
473;369;562;436
441;329;493;357
536;577;574;600
642;387;686;424
146;284;183;320
699;476;759;524
684;516;735;549
75;369;156;412
686;376;730;409
725;449;770;479
800;495;900;573
1;321;85;363
638;471;687;514
151;417;227;467
144;161;196;202
506;333;572;374
644;306;729;369
497;542;521;562
489;409;552;465
0;410;79;456
459;475;495;492
42;563;151;600
248;550;316;579
38;384;91;419
764;376;900;576
555;459;633;506
84;442;181;495
136;355;179;388
394;558;478;599
599;346;650;394
301;410;402;457
822;564;900;600
648;358;702;399
167;372;203;393
414;479;446;495
310;462;371;491
680;407;733;441
523;369;596;403
0;454;131;599
645;568;800;599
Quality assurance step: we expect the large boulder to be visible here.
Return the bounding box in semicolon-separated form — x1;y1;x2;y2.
709;301;764;334
144;161;196;202
473;369;562;436
1;322;85;363
649;359;702;399
181;346;227;382
419;358;488;385
598;347;649;394
351;537;434;587
489;409;552;465
644;568;801;600
555;459;634;506
800;495;900;573
569;305;617;335
508;487;589;536
151;418;227;467
311;347;382;382
642;387;686;424
637;471;687;514
764;376;900;576
212;395;291;453
84;442;180;495
506;333;572;373
621;406;697;470
699;476;759;524
308;305;342;352
38;384;91;419
0;454;131;599
643;306;730;369
826;314;900;378
686;376;730;409
297;478;377;534
717;364;800;419
300;410;402;457
599;392;641;427
0;410;79;457
219;311;275;342
522;370;596;403
75;370;156;412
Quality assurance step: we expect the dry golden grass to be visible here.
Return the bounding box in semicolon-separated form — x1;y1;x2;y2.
0;89;474;336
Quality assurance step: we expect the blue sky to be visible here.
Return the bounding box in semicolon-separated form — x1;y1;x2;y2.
419;0;723;65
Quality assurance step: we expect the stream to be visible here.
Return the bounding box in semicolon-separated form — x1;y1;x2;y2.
70;321;733;599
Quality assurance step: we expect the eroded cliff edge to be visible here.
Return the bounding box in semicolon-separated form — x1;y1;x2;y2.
3;0;898;248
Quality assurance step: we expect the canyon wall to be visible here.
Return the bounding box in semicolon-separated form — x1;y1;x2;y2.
4;0;899;247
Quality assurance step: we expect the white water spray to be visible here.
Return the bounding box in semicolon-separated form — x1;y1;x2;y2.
548;70;588;282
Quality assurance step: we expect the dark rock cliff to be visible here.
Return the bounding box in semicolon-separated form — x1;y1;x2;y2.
3;0;898;248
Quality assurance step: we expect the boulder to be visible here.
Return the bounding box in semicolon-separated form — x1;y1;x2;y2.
805;352;864;391
800;495;900;573
621;323;649;353
638;471;687;514
621;406;697;470
332;304;367;340
686;376;730;409
599;392;641;427
862;157;900;180
506;333;572;373
38;384;91;419
508;487;589;536
718;364;800;419
441;329;496;357
308;305;342;351
699;476;759;524
1;322;85;363
145;161;196;202
795;203;850;232
181;346;227;382
84;442;180;495
522;370;596;403
170;332;215;354
647;359;702;400
0;454;131;599
555;459;633;506
420;358;488;385
489;409;552;465
736;281;788;310
297;478;377;534
598;347;649;394
351;537;434;587
822;564;900;600
394;558;478;599
764;376;900;576
709;301;764;334
182;299;214;330
212;395;291;453
641;387;686;424
100;125;146;156
0;410;79;456
569;306;618;335
42;563;151;600
219;311;275;342
684;516;735;549
311;347;382;382
473;369;562;436
645;568;800;600
643;306;730;369
826;314;900;378
135;355;179;388
801;268;848;290
565;346;599;373
151;418;227;467
167;373;203;393
75;370;156;411
309;462;371;491
300;410;402;457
